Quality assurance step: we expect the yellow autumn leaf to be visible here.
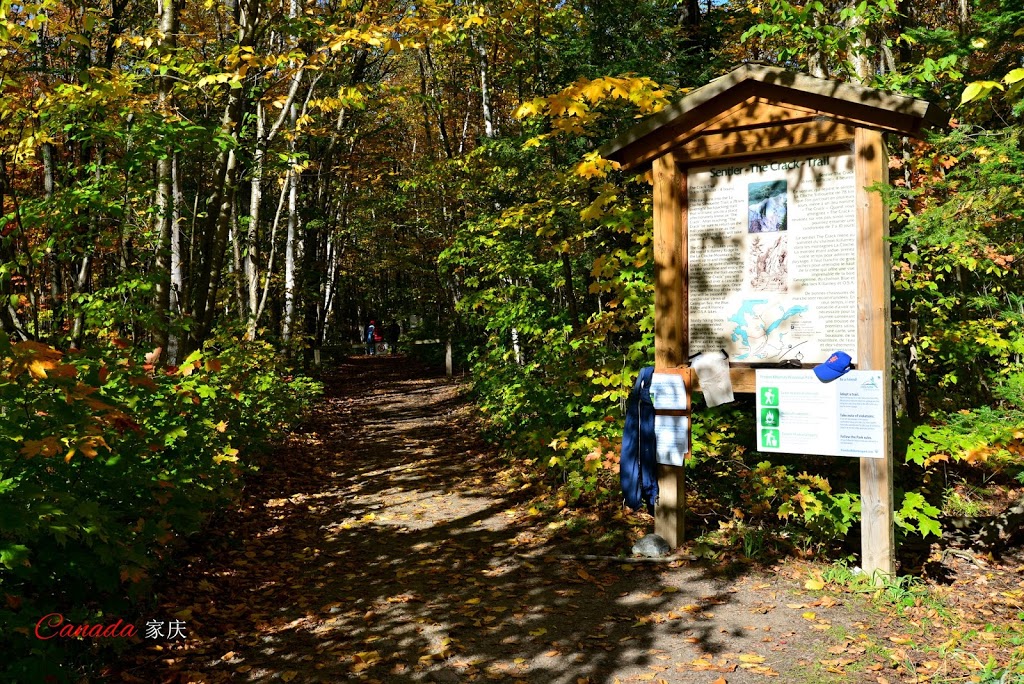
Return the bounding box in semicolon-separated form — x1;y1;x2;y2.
802;611;817;620
580;79;609;102
281;672;298;682
565;101;589;118
740;654;766;663
213;449;239;464
580;200;605;221
28;359;49;379
353;650;380;663
515;98;546;119
77;436;109;459
804;578;825;590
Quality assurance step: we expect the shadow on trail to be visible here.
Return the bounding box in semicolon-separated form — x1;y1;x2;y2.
114;356;814;684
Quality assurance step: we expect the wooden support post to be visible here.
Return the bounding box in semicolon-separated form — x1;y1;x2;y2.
652;153;687;549
855;127;895;578
656;463;684;548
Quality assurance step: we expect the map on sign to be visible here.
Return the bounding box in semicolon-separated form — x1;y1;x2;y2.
727;299;810;362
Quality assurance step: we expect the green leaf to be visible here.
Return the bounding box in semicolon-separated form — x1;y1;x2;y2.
918;516;942;538
0;543;31;569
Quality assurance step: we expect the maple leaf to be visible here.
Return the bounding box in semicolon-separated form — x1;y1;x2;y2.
20;436;61;458
76;436;109;459
120;566;147;584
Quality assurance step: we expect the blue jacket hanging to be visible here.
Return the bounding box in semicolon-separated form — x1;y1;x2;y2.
620;366;658;512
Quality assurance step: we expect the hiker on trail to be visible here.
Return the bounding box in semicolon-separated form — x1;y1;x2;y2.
387;321;400;355
365;320;377;355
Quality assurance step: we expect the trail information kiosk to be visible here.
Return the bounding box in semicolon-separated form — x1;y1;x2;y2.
602;65;945;576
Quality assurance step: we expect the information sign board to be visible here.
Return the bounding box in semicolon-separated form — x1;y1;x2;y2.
650;372;689;410
654;415;689;467
688;151;858;365
755;369;884;458
650;371;690;467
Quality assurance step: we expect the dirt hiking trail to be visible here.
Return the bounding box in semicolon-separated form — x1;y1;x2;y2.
113;356;910;684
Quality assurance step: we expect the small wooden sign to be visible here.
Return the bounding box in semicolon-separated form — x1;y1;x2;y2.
652;368;692;466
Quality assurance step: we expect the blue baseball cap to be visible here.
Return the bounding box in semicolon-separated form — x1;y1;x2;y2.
814;351;853;382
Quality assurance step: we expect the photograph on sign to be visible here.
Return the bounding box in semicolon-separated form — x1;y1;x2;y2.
755;369;884;458
747;180;788;233
649;372;689;411
654;414;689;466
688;152;858;365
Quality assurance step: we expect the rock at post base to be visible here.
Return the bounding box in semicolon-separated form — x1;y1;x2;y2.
632;533;672;558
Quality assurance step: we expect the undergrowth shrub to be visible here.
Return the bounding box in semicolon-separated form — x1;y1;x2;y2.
0;331;320;682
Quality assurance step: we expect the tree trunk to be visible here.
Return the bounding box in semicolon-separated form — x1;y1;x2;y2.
282;165;298;343
281;0;301;345
245;101;265;338
153;0;179;358
423;44;453;159
190;0;260;348
168;153;184;364
561;251;579;331
807;11;828;78
847;4;873;84
473;34;495;139
0;159;30;340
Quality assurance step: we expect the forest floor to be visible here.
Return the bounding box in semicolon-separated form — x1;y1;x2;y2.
109;356;1024;684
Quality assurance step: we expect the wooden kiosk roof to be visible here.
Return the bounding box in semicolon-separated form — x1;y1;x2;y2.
602;64;946;171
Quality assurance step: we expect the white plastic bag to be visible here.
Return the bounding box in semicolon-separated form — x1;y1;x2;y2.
691;351;734;407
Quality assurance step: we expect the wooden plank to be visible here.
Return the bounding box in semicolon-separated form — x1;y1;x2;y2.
609;82;756;171
673;121;857;166
685;97;824;138
855;127;895;578
652;153;686;370
652;155;686;548
690;366;756;394
654;367;691;548
763;84;926;140
656;463;685;548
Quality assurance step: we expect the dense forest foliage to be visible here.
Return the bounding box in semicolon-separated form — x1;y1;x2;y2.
1;0;1024;679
